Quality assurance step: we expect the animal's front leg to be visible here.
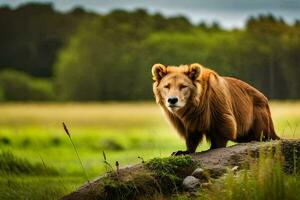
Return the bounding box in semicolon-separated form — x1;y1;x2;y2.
171;132;202;156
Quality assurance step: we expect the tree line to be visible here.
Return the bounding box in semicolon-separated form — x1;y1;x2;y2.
0;3;299;101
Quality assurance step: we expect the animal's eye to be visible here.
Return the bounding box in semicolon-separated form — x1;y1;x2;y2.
179;85;188;90
164;84;170;89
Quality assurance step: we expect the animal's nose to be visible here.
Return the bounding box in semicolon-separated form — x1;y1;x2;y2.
168;97;178;105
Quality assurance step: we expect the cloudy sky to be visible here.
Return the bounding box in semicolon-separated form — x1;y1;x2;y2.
1;0;299;28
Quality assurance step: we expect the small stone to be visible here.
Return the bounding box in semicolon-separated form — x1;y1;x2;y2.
192;168;209;182
192;168;204;178
183;176;200;190
231;166;239;172
207;167;227;178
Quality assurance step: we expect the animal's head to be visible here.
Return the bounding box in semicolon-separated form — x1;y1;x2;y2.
152;63;203;113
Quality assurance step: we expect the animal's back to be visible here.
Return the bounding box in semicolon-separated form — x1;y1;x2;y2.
223;76;268;137
224;77;273;141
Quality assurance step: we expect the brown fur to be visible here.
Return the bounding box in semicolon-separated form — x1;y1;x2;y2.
152;63;279;155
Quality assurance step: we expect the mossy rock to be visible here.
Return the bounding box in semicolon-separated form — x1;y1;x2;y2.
83;170;161;200
80;156;200;200
100;172;159;200
146;156;199;195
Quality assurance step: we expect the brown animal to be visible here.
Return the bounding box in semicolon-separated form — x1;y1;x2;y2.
152;63;279;155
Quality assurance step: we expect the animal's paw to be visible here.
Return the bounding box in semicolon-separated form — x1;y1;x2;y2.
171;150;190;156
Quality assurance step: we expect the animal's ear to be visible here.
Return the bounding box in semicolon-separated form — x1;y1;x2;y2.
152;64;167;81
187;63;202;81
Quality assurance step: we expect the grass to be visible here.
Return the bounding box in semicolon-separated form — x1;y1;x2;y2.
0;151;83;200
198;145;300;200
0;151;58;176
0;175;84;200
0;101;299;199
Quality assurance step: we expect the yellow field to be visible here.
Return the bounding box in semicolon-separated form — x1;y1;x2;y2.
270;101;300;138
0;101;299;137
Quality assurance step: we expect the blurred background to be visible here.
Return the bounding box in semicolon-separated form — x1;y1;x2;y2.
0;0;300;100
0;0;300;199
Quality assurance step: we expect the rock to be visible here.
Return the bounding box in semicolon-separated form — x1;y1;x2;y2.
206;166;227;178
183;176;200;190
191;168;204;178
191;168;210;182
231;166;239;172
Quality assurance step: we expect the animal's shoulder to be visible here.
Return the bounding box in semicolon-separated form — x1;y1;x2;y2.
223;76;268;105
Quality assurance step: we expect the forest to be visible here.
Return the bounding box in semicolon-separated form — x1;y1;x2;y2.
0;2;299;101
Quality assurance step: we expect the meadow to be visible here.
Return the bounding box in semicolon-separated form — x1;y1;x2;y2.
0;101;300;199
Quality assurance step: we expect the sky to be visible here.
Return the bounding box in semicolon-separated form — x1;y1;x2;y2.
0;0;299;28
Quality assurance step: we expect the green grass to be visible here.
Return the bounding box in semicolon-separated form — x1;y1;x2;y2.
0;102;299;199
0;151;58;176
198;146;300;200
0;175;84;200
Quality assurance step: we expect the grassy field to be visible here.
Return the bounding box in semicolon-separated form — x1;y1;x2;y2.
0;101;300;199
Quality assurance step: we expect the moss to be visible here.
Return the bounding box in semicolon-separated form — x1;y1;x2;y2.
146;156;199;194
146;156;197;177
102;178;135;200
103;173;159;200
95;172;161;200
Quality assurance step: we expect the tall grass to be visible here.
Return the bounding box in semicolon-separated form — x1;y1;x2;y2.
0;176;66;200
0;151;69;200
0;151;58;176
202;145;300;200
63;122;90;183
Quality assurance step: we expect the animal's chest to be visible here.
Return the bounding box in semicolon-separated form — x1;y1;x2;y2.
181;113;209;133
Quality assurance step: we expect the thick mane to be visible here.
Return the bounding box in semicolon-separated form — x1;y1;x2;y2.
178;67;215;132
